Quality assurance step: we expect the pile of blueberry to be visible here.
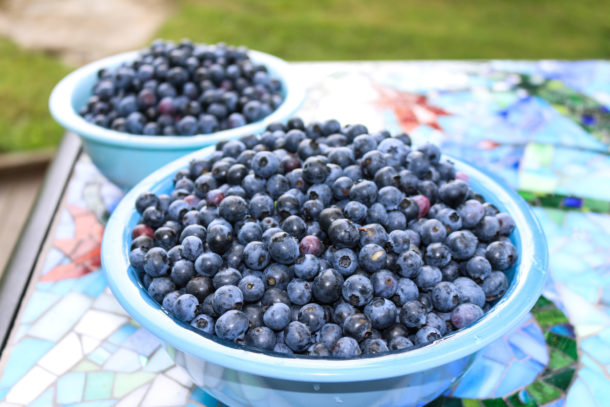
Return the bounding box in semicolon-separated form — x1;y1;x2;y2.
80;39;283;136
128;118;518;357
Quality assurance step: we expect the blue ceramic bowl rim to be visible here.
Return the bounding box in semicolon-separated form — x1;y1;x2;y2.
102;146;548;383
49;49;305;149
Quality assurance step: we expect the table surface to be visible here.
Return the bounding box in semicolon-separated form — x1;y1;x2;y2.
1;60;609;407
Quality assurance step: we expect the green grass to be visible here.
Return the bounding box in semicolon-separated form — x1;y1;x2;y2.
0;37;70;153
2;0;609;152
157;0;610;60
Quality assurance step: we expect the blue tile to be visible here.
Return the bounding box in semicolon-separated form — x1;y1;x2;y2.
0;387;10;401
66;401;116;407
544;398;565;407
50;278;78;295
493;358;544;397
566;377;596;407
73;270;107;298
507;329;548;366
581;336;610;365
481;336;514;364
0;338;55;387
578;366;610;405
451;356;507;398
21;291;60;324
190;387;220;406
550;324;575;337
30;387;54;407
57;372;86;404
107;324;138;345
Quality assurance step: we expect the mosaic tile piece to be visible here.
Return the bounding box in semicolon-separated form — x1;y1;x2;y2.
142;348;174;373
166;366;193;387
115;384;150;407
0;338;54;388
74;360;100;373
113;373;155;398
103;348;142;373
122;328;162;357
81;335;102;354
141;375;189;407
29;387;54;407
57;372;86;404
84;371;114;401
5;366;55;405
20;291;60;324
92;289;129;315
38;332;83;375
74;310;127;341
28;292;92;341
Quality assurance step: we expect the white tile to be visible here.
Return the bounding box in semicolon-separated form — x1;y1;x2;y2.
165;366;193;387
103;348;141;373
141;375;189;407
92;290;128;315
143;348;174;373
5;366;55;404
29;293;92;341
73;309;127;340
38;332;83;375
81;335;101;354
115;384;150;407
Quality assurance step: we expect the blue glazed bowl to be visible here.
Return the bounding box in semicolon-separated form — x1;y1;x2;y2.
102;147;548;407
49;50;305;189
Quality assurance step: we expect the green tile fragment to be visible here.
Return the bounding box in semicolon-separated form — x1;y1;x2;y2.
113;372;155;398
526;381;562;405
544;367;575;390
482;399;508;407
548;349;575;370
583;198;610;213
462;399;482;407
534;309;569;327
544;332;578;360
85;371;114;400
426;397;463;407
507;391;537;407
532;296;552;310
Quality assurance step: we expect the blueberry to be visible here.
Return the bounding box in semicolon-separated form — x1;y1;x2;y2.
496;213;516;236
170;260;195;287
174;294;199;322
308;343;331;356
340;274;373;307
359;244;387;272
364;298;397;329
263;263;291;290
387;230;411;255
269;232;300;264
185;276;213;302
450;303;484;329
439;180;469;207
454;277;486;307
424;243;452;268
481;271;508;300
143;247;170;277
393;278;420;306
182;236;203;261
251;152;280;178
414;326;441;346
194;251;223;277
312;268;344;304
212;285;244;314
431;282;460;312
242;241;270;270
206;223;233;254
359;223;388;247
343;313;372;342
426;312;447;335
212;267;242;289
237;275;265;303
237;222;262;244
350;180;378;206
284;321;311;352
281;215;307;239
162;290;181;314
344;201;367;223
249;193;274;219
297;303;326;332
303;156;330;184
180;224;206;242
331;248;358;276
273;343;294;354
332;337;361;357
435;208;462;233
445;230;478;260
293;254;320;280
191;314;215;335
416;265;442;291
475;216;500;242
400;300;427;328
420;219;447;245
246;326;276;350
286;279;312;305
389;336;414;350
316;323;343;350
215;310;249;340
465;256;492;283
263;302;292;331
148;277;176;303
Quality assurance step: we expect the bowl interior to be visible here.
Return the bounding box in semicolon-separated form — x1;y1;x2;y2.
102;146;548;383
50;49;305;148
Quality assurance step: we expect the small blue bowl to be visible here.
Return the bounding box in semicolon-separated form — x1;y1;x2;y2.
102;147;548;407
49;50;305;189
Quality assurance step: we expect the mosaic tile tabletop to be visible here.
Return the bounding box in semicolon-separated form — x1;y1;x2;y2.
0;61;609;407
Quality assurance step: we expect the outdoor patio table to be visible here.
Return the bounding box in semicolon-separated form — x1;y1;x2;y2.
0;61;608;407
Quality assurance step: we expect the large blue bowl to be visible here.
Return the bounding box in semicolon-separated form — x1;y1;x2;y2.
49;50;305;189
102;147;548;407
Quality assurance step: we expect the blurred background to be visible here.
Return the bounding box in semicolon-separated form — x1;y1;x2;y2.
0;0;608;270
